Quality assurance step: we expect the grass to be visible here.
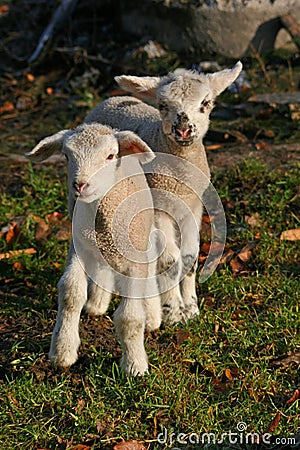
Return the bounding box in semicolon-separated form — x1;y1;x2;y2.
0;156;299;450
0;50;299;449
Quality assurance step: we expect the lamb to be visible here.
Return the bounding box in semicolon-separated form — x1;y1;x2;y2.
26;123;162;376
85;61;243;325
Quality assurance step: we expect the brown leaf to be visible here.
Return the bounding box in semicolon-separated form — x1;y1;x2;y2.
35;220;51;243
219;249;235;264
55;221;72;241
224;368;234;381
202;215;212;224
208;241;225;255
5;222;21;244
75;398;86;414
212;377;228;392
25;73;35;82
200;242;211;255
272;352;300;367
96;420;106;435
46;212;64;223
230;256;246;275
113;440;146;450
0;101;14;114
198;254;207;263
245;213;261;228
286;389;300;407
0;5;9;15
0;248;36;260
280;228;300;241
69;446;91;450
174;329;190;346
13;262;24;271
266;411;281;433
237;240;260;263
205;143;223;151
255;141;268;150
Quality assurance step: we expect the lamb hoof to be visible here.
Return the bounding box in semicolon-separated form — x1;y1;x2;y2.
121;357;149;377
162;306;186;325
184;302;200;321
49;334;80;368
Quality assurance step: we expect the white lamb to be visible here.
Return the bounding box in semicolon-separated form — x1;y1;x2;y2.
26;123;161;376
85;62;243;324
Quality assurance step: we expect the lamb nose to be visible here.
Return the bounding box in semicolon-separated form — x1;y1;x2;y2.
73;182;88;193
175;127;192;138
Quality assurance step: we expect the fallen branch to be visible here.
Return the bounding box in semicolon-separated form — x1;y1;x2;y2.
28;0;78;66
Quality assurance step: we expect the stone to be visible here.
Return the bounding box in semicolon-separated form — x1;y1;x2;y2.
120;0;300;58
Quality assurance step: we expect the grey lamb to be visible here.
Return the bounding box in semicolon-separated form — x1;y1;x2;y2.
26;123;161;376
85;61;243;325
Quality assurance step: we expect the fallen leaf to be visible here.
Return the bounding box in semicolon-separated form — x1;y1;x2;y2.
0;5;9;15
5;221;21;244
280;228;300;241
224;368;234;381
212;377;228;392
25;73;35;82
238;240;260;263
55;221;72;241
46;212;64;223
205;143;223;151
230;256;246;275
245;213;261;227
201;242;211;254
255;141;268;150
0;248;36;260
219;249;235;264
202;215;212;224
69;445;91;450
46;87;53;95
0;101;14;114
35;220;51;243
96;420;106;435
75;398;86;414
266;411;281;433
113;440;146;450
209;241;224;255
174;329;190;346
13;262;24;271
198;254;207;263
272;352;300;367
286;389;300;407
53;262;60;269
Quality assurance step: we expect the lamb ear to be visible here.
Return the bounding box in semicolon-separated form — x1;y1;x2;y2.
25;130;73;162
206;61;243;97
114;75;161;105
115;131;155;164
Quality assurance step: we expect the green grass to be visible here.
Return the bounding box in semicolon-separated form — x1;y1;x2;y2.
0;158;299;450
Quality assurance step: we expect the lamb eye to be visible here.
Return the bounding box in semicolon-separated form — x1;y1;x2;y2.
159;102;169;112
64;154;69;161
106;154;114;160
